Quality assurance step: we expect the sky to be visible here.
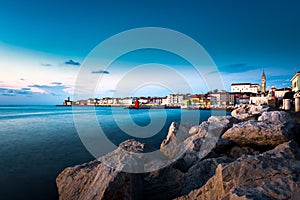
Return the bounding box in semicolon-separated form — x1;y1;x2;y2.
0;0;300;104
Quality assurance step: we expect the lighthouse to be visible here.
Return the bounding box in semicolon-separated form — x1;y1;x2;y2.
134;99;140;109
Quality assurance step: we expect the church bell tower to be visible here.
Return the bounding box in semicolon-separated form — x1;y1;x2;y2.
261;69;266;93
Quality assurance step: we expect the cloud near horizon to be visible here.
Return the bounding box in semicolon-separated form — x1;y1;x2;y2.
51;82;63;85
41;63;52;67
0;87;33;96
91;70;110;74
29;84;69;90
0;82;71;104
64;59;80;66
27;83;71;96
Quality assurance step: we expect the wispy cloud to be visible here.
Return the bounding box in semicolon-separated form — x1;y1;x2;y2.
219;63;262;74
41;63;52;67
267;74;292;81
91;70;110;74
50;93;62;96
65;59;80;66
51;82;63;85
29;84;69;90
0;87;33;96
2;93;16;96
28;84;70;96
107;89;117;92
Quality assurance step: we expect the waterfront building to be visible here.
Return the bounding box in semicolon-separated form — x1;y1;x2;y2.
291;71;300;92
161;97;168;105
233;93;250;104
99;98;113;104
182;94;201;106
62;97;73;106
112;98;119;105
138;97;150;104
210;92;234;106
166;94;185;106
119;97;133;105
249;87;292;107
249;96;267;105
150;97;163;105
274;87;292;99
87;98;99;106
231;70;267;95
231;83;260;94
75;99;87;105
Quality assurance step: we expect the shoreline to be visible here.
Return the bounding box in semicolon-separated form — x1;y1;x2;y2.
56;104;235;111
56;104;300;199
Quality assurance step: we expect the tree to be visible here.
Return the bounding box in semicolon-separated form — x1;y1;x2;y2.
207;89;219;94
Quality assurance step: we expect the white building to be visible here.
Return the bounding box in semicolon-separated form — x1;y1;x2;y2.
275;88;292;99
161;97;168;105
87;98;99;105
166;94;185;106
210;92;234;106
119;98;133;105
291;71;300;92
138;98;149;104
249;96;268;105
75;99;87;105
151;97;163;105
231;83;260;94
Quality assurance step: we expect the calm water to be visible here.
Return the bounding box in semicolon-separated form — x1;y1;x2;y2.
0;106;223;200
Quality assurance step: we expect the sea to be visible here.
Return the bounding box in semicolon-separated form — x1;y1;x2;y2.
0;105;227;200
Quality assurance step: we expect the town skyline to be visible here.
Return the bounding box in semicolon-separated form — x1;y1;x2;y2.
1;0;300;105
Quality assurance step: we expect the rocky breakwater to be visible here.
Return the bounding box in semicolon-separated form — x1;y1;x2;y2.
231;104;269;121
56;105;300;200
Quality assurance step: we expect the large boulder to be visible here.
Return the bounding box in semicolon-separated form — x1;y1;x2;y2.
207;115;239;130
56;139;149;200
258;110;295;124
222;120;294;148
228;146;259;159
56;160;143;200
177;141;300;200
160;122;192;158
57;110;300;200
180;156;233;196
231;104;268;120
143;166;185;199
56;139;187;200
162;117;237;166
189;116;238;135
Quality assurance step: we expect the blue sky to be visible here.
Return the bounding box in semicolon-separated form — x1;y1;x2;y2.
0;0;300;104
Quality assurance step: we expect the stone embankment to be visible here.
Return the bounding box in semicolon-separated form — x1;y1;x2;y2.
56;104;300;200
